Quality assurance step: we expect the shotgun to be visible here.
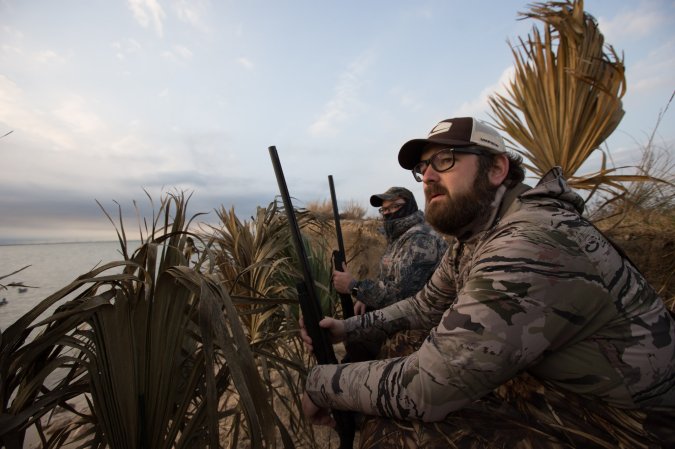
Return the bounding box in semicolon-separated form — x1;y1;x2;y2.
328;175;355;319
269;146;355;449
328;175;372;363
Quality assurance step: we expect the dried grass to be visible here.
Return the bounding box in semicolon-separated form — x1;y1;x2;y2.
306;199;368;221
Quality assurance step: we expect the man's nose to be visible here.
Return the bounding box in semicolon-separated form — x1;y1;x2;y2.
422;165;440;183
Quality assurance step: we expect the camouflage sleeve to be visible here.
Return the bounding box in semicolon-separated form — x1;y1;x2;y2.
343;250;456;344
306;223;647;421
355;231;447;309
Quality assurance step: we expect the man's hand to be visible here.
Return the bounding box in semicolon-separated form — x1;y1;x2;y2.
332;262;355;294
299;316;346;353
354;300;367;315
302;392;335;427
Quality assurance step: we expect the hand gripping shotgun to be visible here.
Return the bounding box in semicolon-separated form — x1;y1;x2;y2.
268;146;355;449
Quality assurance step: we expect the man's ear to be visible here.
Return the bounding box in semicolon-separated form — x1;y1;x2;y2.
489;154;509;187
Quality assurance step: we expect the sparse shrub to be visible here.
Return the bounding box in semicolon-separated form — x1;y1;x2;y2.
589;94;674;223
306;198;367;220
305;199;333;220
341;200;367;220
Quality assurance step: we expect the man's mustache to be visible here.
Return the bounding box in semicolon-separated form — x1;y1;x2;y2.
425;184;448;199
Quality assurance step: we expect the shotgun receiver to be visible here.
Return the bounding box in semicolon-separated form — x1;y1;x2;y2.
269;146;355;449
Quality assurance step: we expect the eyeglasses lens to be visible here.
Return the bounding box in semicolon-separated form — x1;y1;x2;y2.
379;203;404;214
412;149;456;182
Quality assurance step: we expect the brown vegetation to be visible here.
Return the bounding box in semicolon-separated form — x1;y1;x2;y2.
597;210;675;310
305;199;368;221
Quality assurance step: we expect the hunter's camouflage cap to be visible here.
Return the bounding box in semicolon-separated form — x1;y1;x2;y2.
370;186;414;207
398;117;506;170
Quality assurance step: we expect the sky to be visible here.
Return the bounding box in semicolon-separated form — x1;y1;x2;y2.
1;0;673;244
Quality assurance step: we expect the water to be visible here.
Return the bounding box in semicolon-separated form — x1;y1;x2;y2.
0;241;134;331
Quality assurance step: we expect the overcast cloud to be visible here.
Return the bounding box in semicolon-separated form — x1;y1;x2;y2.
1;0;673;244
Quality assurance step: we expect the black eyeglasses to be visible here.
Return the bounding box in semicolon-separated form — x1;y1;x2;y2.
378;202;405;214
412;147;485;182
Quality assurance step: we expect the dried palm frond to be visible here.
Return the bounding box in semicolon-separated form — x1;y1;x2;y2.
0;191;283;448
209;200;331;338
207;199;339;448
488;0;637;196
0;265;32;291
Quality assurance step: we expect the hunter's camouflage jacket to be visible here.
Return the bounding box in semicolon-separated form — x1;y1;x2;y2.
306;167;675;421
354;210;448;309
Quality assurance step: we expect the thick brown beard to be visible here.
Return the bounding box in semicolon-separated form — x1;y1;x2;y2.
424;169;497;236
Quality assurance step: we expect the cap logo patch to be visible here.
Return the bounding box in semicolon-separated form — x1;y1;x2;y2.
428;121;452;137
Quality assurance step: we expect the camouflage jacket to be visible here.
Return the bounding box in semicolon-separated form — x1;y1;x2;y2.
306;167;675;422
354;210;448;309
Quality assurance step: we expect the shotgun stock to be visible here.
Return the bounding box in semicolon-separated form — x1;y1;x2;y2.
269;146;355;449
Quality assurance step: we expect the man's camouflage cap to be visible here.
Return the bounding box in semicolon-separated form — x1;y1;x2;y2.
370;187;414;207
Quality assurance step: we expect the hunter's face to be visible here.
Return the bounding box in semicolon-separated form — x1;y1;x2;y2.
379;199;405;218
421;145;498;236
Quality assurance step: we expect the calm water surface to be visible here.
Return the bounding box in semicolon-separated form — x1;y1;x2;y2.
0;241;135;330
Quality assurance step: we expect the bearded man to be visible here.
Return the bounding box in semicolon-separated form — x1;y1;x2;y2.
300;117;675;448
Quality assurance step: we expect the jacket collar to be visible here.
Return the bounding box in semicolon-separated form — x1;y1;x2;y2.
458;166;584;242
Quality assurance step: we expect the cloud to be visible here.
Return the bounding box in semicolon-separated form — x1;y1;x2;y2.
174;45;192;59
308;52;372;137
0;188;155;244
107;133;156;159
236;56;254;70
627;38;675;95
0;76;111;152
234;23;244;38
592;2;675;120
0;75;77;149
0;179;271;244
51;96;105;135
389;87;424;112
1;25;23;56
34;50;66;64
128;0;166;37
1;43;21;56
174;0;211;33
1;25;23;40
597;4;665;43
456;66;515;118
163;44;193;61
0;69;237;200
0;73;183;192
111;38;142;60
416;7;433;20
